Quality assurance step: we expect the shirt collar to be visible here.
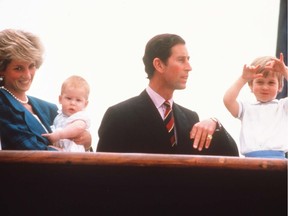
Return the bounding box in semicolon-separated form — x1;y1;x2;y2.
146;86;173;108
252;99;279;105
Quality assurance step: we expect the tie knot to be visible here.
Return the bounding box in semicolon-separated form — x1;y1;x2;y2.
164;100;171;108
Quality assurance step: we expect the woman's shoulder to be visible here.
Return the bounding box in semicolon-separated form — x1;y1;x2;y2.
28;96;58;112
28;96;56;106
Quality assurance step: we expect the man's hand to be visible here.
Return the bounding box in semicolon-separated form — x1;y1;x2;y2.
190;118;217;151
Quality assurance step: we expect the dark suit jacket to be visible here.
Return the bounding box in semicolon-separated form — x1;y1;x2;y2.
0;89;58;150
97;90;239;156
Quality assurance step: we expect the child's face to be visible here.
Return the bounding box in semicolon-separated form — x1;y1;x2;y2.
250;73;281;103
59;87;88;116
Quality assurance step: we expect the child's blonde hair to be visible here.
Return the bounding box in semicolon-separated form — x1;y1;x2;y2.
248;56;283;89
61;75;90;100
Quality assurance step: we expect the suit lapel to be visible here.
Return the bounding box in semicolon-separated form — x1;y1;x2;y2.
172;103;192;145
1;90;49;135
28;97;53;133
135;91;170;143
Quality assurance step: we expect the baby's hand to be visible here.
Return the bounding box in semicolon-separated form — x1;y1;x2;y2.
42;132;60;144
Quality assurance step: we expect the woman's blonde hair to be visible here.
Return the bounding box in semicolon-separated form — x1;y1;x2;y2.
0;29;44;72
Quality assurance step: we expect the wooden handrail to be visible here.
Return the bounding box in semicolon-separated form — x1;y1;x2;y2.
0;150;286;171
0;150;286;215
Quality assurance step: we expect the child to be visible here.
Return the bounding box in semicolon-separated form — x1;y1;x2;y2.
223;53;288;159
42;75;91;152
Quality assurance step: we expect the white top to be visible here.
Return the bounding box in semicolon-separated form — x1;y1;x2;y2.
238;98;288;154
52;110;90;152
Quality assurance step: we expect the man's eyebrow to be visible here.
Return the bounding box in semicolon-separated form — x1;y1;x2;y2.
177;55;190;59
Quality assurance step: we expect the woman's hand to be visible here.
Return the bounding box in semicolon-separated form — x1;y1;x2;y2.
73;130;92;151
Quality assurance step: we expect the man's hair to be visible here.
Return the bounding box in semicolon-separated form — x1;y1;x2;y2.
142;33;185;79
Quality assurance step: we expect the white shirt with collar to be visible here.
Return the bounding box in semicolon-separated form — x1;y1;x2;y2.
146;86;173;120
238;98;288;154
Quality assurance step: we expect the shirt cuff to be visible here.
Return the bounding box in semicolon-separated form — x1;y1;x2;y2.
210;117;222;131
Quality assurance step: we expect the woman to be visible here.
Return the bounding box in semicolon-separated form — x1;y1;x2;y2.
0;29;91;150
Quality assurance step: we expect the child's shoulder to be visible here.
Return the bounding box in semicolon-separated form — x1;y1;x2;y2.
68;111;90;127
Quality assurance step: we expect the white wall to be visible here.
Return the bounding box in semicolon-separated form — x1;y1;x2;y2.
0;0;280;151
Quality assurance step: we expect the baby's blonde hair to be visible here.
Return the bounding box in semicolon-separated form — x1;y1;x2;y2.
61;75;90;100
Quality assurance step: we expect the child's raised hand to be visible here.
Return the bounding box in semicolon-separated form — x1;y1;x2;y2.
242;64;262;82
265;53;288;79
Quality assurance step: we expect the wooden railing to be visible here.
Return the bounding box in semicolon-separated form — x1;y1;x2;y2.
0;151;287;216
0;150;286;170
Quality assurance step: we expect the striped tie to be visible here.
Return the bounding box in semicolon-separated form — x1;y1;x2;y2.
163;100;176;147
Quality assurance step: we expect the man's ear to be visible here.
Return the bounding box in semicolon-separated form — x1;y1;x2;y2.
153;58;165;73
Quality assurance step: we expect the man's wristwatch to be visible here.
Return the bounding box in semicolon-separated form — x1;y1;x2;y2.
210;117;222;131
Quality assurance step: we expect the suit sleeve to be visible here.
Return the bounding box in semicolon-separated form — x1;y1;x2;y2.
178;105;239;156
97;106;123;152
207;125;239;156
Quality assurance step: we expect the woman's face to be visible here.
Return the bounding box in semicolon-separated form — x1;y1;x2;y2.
1;59;36;96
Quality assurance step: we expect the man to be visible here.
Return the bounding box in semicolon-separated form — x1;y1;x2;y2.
97;33;239;156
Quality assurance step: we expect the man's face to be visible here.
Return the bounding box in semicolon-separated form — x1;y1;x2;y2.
162;44;192;90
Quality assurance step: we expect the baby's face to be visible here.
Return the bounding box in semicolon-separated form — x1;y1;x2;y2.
59;87;88;116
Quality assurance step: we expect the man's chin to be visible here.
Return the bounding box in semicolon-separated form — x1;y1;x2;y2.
177;85;186;90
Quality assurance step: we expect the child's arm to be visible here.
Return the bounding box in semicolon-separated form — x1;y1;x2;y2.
42;120;86;144
223;64;262;118
223;76;246;118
